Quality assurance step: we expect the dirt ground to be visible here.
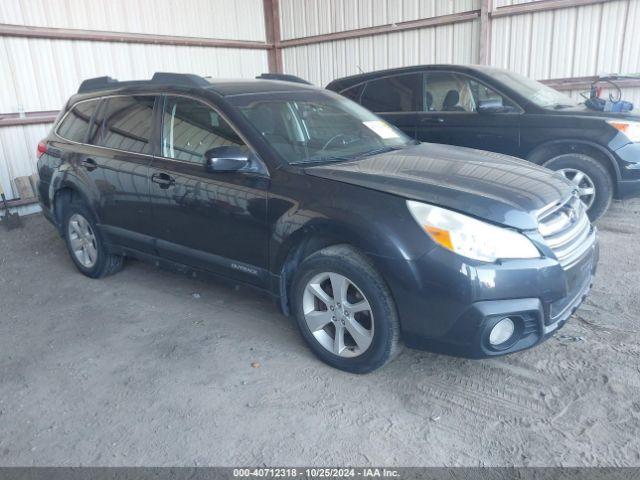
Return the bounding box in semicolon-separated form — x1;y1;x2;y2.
1;199;639;467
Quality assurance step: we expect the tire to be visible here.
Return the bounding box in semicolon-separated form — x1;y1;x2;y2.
543;153;613;221
291;245;401;373
62;200;123;278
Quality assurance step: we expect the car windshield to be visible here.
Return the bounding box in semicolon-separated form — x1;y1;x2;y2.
487;69;581;109
229;91;414;164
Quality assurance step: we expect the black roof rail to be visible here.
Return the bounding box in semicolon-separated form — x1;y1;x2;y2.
77;76;119;93
255;73;312;85
77;72;210;93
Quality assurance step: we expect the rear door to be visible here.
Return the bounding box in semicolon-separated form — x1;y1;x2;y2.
83;95;158;252
415;71;522;156
148;95;269;286
358;72;424;138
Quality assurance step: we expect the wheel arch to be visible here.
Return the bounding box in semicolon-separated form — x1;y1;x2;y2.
274;220;393;317
51;182;96;234
526;140;621;189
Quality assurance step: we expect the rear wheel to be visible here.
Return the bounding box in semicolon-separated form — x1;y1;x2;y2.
543;153;613;221
63;201;123;278
291;245;401;373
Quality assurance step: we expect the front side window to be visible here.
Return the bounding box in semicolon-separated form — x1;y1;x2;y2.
424;72;476;112
161;96;248;164
229;91;414;165
92;96;155;154
424;73;518;113
57;99;100;143
360;73;423;113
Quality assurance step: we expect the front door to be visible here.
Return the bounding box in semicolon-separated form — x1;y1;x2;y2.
415;71;522;156
148;95;269;286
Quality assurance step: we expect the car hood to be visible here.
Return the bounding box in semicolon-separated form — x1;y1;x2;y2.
305;143;575;230
550;105;640;121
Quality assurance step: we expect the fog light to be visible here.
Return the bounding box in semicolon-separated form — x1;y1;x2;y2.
489;317;515;345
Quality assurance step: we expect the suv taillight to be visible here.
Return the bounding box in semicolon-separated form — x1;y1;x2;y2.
37;141;47;159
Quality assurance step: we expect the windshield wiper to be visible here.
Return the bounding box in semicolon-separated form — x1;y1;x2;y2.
354;145;406;158
552;103;574;109
289;155;354;165
289;144;410;166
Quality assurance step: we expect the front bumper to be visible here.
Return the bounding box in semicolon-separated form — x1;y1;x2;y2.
372;232;599;358
614;142;640;198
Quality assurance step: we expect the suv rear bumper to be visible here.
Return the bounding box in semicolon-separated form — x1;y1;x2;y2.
371;234;598;358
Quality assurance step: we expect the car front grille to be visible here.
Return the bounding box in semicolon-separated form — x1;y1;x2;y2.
538;194;595;269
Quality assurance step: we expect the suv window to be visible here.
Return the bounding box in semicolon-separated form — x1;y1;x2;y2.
161;96;248;164
92;96;155;154
57;99;100;143
424;72;517;113
361;73;423;113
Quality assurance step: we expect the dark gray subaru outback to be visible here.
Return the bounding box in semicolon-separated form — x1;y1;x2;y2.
37;73;598;373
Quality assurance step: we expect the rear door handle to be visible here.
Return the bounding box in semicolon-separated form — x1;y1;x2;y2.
81;158;97;171
151;172;176;188
420;117;445;124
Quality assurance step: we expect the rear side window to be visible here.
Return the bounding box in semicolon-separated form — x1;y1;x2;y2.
160;96;248;164
360;73;423;113
92;96;156;154
57;99;100;143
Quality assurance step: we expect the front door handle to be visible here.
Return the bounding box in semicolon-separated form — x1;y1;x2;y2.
81;158;97;171
420;116;445;124
151;172;176;189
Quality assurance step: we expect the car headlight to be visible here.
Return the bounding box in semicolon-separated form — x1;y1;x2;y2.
406;200;540;262
608;120;640;142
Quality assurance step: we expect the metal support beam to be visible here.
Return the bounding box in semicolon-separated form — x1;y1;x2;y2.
479;0;492;65
263;0;283;73
0;111;58;127
0;23;271;50
491;0;610;18
278;10;481;48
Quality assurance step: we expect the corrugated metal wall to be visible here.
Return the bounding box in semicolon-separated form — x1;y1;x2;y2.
279;0;480;39
283;19;480;86
0;0;265;41
280;0;639;99
280;0;481;86
490;0;639;80
0;0;267;201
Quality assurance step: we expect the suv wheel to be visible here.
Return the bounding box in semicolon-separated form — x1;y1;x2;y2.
291;245;401;373
543;153;613;221
63;201;123;278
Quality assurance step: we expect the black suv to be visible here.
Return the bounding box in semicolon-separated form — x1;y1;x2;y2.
327;65;640;220
37;73;598;373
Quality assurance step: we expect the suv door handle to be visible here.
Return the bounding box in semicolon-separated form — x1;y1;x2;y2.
151;172;176;188
420;117;445;124
81;158;97;171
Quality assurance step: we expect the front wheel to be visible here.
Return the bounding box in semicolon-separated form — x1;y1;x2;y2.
543;153;613;221
291;245;401;373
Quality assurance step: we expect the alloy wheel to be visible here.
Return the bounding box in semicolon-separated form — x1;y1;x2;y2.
302;272;374;357
558;168;596;209
68;213;98;268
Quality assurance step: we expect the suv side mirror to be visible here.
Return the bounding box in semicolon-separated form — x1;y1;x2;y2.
204;145;250;172
477;99;516;114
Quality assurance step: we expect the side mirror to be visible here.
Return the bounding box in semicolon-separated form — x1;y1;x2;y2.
477;99;516;114
204;145;250;172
